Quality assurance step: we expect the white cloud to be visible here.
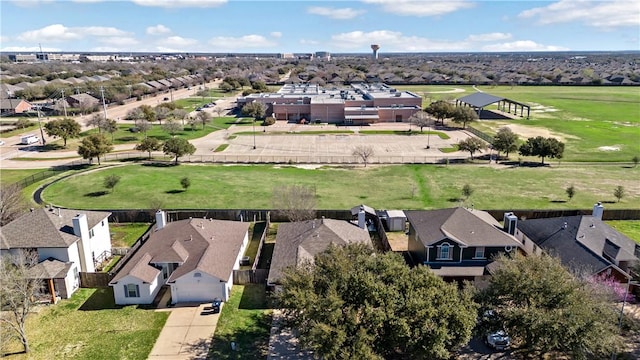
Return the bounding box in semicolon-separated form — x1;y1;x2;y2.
163;36;198;47
331;30;468;51
17;24;129;42
1;45;61;52
518;0;640;28
147;24;172;35
98;37;140;46
362;0;474;16
307;6;365;20
270;32;282;38
482;40;569;52
132;0;227;8
9;0;55;8
208;34;276;50
0;36;10;44
300;39;320;45
467;32;512;42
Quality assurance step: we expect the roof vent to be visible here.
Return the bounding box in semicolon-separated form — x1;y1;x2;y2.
563;222;568;229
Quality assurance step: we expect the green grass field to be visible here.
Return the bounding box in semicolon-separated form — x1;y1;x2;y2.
395;85;640;162
1;169;48;185
109;223;151;247
41;163;639;211
2;288;168;360
606;220;640;243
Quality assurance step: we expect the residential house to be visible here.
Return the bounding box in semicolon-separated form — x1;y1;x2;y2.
109;211;250;305
405;207;524;281
0;98;32;115
65;93;100;108
1;207;112;302
514;203;639;281
267;218;372;286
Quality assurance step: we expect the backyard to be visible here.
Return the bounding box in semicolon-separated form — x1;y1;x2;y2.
1;288;168;359
41;163;639;211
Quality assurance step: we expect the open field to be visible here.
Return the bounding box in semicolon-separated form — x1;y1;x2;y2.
41;163;639;211
1;288;168;360
1;169;47;185
395;85;640;162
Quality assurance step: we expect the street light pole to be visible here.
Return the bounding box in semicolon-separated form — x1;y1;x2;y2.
252;119;256;149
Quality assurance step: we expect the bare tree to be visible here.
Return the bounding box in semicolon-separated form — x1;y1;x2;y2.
162;120;183;136
410;111;432;132
135;119;152;137
272;184;317;222
0;250;42;354
172;109;188;126
214;107;226;118
196;111;212;129
352;145;375;167
0;183;27;226
85;113;106;132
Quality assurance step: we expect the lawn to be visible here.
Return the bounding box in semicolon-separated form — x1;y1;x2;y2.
606;220;640;243
109;222;152;247
41;163;639;211
209;284;272;359
394;85;640;162
2;288;168;360
1;169;48;185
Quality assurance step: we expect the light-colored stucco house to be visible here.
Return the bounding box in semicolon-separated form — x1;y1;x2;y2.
0;207;112;302
109;211;250;305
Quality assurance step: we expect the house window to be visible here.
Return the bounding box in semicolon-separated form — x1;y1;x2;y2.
101;220;104;227
194;272;202;278
89;228;95;238
124;284;140;298
437;243;452;260
474;247;485;259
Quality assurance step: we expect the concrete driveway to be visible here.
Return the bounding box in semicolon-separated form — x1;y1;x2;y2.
149;303;221;360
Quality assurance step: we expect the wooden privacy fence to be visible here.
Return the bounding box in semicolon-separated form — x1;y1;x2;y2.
233;269;269;285
79;272;112;288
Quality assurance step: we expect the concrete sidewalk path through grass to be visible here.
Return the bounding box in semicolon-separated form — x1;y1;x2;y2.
149;302;221;360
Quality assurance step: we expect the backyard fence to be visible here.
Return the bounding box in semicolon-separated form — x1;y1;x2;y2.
79;272;112;288
233;269;269;285
252;215;271;271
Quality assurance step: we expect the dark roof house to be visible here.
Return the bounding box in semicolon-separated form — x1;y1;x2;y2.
515;205;638;280
268;218;371;285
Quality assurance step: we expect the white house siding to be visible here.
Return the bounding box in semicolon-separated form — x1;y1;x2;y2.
171;271;226;304
112;273;163;305
62;265;79;298
38;245;78;264
233;233;250;272
87;218;112;265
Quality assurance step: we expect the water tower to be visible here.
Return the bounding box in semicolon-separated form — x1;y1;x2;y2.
371;44;380;59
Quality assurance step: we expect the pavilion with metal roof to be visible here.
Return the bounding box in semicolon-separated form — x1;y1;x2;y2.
455;92;530;119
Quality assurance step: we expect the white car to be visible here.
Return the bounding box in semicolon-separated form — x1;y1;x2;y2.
486;329;511;351
0;140;5;146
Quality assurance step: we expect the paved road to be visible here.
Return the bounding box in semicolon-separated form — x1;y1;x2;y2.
0;80;221;159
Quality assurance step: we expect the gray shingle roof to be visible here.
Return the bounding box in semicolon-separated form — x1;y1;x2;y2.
110;218;249;284
1;208;111;250
405;207;522;248
268;219;371;285
517;215;638;275
28;258;72;279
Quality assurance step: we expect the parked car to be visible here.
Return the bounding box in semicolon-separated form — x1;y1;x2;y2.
211;298;222;313
485;329;511;351
0;140;5;146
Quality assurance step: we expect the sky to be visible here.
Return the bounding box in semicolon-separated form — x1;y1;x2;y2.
1;0;639;54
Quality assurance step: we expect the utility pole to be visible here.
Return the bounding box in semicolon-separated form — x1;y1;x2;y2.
100;86;108;120
61;89;68;118
36;106;46;145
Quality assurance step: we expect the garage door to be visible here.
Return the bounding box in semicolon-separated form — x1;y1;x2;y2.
173;282;223;303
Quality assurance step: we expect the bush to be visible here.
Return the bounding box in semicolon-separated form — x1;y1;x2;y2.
263;116;276;126
14;118;34;129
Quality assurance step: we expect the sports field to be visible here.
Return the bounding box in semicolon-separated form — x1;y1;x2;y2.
395;85;640;162
42;163;639;211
